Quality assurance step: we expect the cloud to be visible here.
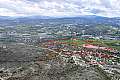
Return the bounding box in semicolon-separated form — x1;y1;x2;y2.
0;0;120;17
90;9;105;14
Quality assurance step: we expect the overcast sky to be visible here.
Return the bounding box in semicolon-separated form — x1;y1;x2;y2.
0;0;120;17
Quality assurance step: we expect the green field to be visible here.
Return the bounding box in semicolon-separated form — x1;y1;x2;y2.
59;39;120;51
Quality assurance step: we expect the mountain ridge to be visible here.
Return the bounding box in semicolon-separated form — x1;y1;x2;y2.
0;15;120;27
0;15;114;20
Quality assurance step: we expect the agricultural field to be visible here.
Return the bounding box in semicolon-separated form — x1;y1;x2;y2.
55;38;120;51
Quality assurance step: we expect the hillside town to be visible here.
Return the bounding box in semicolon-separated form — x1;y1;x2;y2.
0;0;120;79
0;22;119;80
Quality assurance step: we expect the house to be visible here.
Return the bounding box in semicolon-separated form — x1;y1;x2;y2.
81;35;93;39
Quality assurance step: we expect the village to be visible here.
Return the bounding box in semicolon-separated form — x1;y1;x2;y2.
0;22;120;80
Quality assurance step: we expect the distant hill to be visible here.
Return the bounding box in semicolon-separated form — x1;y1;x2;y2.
0;15;120;27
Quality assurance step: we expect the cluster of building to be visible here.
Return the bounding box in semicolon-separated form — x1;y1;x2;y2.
0;26;54;44
40;38;120;67
60;49;119;65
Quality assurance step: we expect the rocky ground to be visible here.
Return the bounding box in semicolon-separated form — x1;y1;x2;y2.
0;43;120;80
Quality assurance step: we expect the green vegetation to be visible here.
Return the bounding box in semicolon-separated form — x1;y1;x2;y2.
59;38;120;51
102;40;120;51
59;39;85;46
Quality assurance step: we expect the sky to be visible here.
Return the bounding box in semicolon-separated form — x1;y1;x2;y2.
0;0;120;17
